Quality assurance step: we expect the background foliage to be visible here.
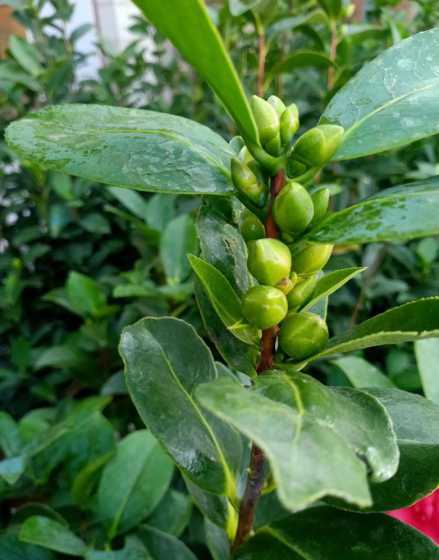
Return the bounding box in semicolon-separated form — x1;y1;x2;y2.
1;0;439;557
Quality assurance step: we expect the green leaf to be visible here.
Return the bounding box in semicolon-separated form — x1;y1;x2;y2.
303;297;439;366
301;267;365;311
237;506;439;559
133;0;258;145
197;372;399;512
270;50;336;78
361;388;439;511
229;0;261;16
19;516;86;556
96;430;173;538
6;105;234;196
307;178;439;244
196;199;258;375
415;338;439;404
85;537;151;560
0;532;55;560
137;526;197;560
108;187;150;221
205;519;231;560
119;317;243;497
189;255;259;345
161;215;198;285
80;213;111;235
66;271;107;318
148;489;192;537
267;10;329;37
322;28;439;160
333;356;395;388
9;36;42;77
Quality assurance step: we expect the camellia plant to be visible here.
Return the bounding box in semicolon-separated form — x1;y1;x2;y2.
6;1;439;557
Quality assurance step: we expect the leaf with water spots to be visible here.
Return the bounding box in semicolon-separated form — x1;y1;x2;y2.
307;178;439;244
322;28;439;160
6;105;234;195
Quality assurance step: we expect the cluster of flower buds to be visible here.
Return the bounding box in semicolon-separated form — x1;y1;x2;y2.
230;95;345;361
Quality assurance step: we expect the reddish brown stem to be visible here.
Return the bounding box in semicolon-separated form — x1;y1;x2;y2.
232;170;286;552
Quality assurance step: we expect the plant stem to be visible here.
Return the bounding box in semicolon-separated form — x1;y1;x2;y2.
254;13;266;97
328;19;337;90
232;170;286;552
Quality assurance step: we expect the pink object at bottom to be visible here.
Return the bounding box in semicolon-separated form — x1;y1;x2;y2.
389;489;439;544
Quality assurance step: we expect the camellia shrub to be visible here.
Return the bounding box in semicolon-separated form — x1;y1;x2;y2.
6;0;439;558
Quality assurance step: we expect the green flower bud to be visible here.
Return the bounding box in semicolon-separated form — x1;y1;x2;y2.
293;242;333;274
280;103;299;146
287;158;308;178
268;95;286;116
240;210;265;241
310;188;330;227
279;311;329;360
287;273;318;309
273;181;314;235
243;285;288;329
264;134;282;157
247;238;292;286
251;95;280;143
231;158;267;206
293;124;344;167
229;135;245;155
239;146;254;165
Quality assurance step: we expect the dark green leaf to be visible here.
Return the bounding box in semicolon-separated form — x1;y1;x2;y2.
322;28;439;160
19;516;86;556
301;267;365;311
96;430;173;538
237;506;439;559
108;187;150;221
267;10;329;37
9;36;42;77
307;178;439;244
133;0;258;145
189;255;259;345
333;356;395;388
197;372;398;512
270;50;336;78
161;215;198;285
138;526;197;560
148;489;192;537
304;297;439;366
0;532;54;560
85;537;151;560
6;105;234;196
66;271;107;318
120;317;243;497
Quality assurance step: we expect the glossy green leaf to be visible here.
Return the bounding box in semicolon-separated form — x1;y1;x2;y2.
303;297;439;366
96;430;173;538
19;516;86;556
197;372;399;512
307;178;439;244
133;0;258;145
66;271;107;318
237;506;439;559
362;388;439;511
120;317;243;497
161;215;198;285
138;526;197;560
6;105;234;195
189;255;259;345
333;356;395;388
196;198;258;375
148;489;192;537
322;28;439;160
301;267;365;311
415;338;439;404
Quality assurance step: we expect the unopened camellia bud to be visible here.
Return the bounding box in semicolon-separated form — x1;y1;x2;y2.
310;188;330;227
293;242;333;274
268;95;286;117
231;158;266;206
247;238;292;286
250;95;282;157
293;124;344;167
287;273;318;309
280;103;299;146
279;311;329;360
276;277;295;295
273;181;314;235
243;285;288;330
240;210;265;241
